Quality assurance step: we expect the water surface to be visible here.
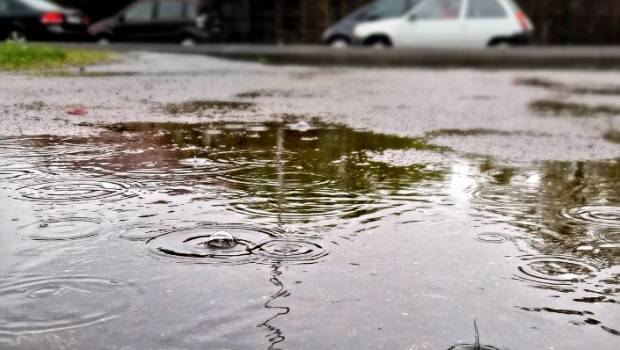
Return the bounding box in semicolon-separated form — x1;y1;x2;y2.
0;122;618;349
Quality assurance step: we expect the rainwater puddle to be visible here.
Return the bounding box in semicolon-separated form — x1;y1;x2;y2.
0;122;618;349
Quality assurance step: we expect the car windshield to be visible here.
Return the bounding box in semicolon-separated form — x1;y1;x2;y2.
18;0;60;11
366;0;413;19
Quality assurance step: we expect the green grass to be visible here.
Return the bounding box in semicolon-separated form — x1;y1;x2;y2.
0;42;111;71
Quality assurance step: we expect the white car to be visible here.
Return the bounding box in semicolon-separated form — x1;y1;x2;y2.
353;0;534;48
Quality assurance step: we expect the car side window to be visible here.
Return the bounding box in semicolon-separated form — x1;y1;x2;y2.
125;1;154;21
413;0;462;20
467;0;507;18
365;0;410;20
158;0;184;20
0;0;7;14
186;3;197;18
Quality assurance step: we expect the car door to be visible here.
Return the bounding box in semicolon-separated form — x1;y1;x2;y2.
152;0;188;42
114;0;156;42
462;0;511;47
395;0;465;48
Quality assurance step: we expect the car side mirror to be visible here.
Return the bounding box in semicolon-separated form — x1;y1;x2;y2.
118;15;125;23
408;14;417;21
366;14;380;21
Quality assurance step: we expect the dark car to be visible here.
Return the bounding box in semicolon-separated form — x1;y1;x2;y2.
322;0;420;47
0;0;89;42
88;0;224;45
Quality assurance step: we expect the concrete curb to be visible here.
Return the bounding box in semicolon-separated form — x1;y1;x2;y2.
58;43;620;69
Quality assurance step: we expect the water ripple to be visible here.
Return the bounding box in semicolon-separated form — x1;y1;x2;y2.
16;217;109;241
514;254;601;288
16;180;137;203
0;275;136;336
559;206;620;228
146;224;327;265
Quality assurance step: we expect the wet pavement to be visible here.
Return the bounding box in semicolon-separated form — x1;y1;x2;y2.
0;53;619;349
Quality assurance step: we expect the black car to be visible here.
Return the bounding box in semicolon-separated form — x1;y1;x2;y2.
0;0;89;41
88;0;224;45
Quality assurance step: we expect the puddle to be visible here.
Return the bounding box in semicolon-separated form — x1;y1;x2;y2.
163;100;255;115
529;99;620;117
516;77;620;96
0;121;618;349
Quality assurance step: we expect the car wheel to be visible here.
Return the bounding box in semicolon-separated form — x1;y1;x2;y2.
6;29;26;42
180;37;197;47
364;36;392;49
329;38;349;49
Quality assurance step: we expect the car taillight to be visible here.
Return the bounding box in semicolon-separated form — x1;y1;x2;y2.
41;12;64;25
516;11;530;31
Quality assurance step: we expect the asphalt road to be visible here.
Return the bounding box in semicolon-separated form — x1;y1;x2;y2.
57;43;620;69
1;51;619;162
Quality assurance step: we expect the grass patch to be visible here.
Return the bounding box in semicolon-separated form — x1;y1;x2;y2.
163;100;255;115
0;42;110;71
516;77;620;96
529;99;620;117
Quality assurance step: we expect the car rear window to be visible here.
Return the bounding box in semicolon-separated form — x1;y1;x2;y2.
467;0;507;18
158;0;184;20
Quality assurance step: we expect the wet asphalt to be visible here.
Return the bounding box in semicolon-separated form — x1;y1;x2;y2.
1;51;619;162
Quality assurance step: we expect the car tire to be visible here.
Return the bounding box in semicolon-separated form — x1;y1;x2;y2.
180;37;197;47
364;36;392;49
95;34;112;45
328;37;349;49
6;29;26;42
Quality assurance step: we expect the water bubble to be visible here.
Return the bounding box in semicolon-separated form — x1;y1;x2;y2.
17;217;109;241
514;254;601;288
0;275;136;336
16;180;136;203
560;206;620;228
205;231;236;249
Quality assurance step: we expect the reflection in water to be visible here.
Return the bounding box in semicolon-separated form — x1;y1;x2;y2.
258;263;290;350
0;122;618;347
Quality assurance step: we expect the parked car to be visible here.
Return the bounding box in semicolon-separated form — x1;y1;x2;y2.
322;0;420;47
353;0;534;48
0;0;89;42
88;0;224;45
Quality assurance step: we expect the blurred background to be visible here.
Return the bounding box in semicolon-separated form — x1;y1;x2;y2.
53;0;620;44
1;0;620;46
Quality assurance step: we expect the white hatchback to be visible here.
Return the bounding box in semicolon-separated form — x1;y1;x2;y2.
353;0;533;48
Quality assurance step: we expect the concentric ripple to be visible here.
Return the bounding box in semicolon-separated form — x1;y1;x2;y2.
252;238;328;265
146;225;328;265
0;275;135;336
219;168;331;189
0;137;102;159
146;225;278;265
16;217;108;241
17;180;136;203
475;232;509;244
559;206;620;228
0;163;41;182
514;254;601;287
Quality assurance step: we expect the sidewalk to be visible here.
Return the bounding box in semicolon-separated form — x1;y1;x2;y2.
59;43;620;69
